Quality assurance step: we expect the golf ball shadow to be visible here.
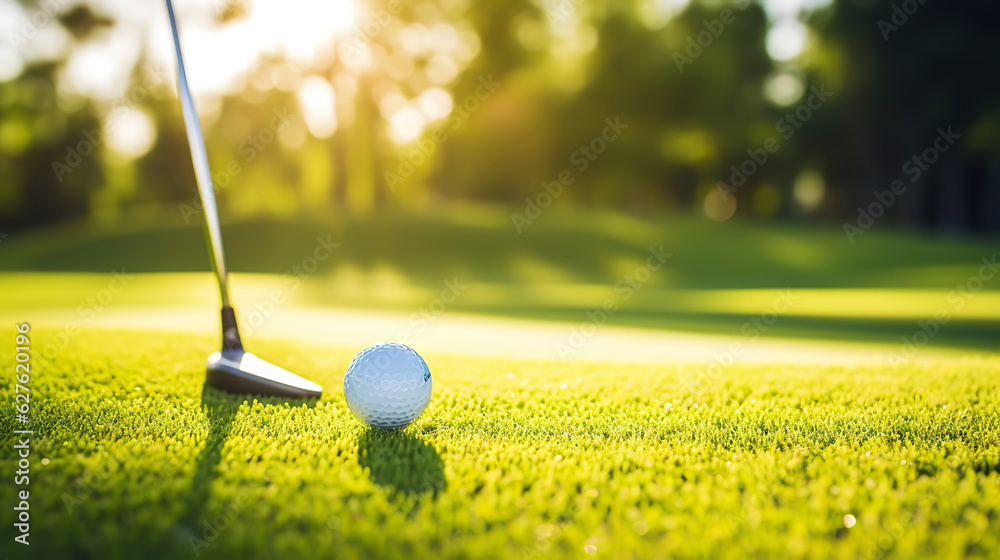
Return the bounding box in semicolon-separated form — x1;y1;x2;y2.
358;430;446;498
343;342;432;430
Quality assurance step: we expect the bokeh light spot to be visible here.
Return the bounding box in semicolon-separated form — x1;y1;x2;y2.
704;189;738;221
389;107;426;144
764;71;805;106
105;108;156;159
297;76;337;139
766;19;808;61
793;169;825;212
417;88;453;121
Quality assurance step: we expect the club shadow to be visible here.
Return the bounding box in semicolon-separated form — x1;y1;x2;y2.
176;386;242;529
358;429;446;498
178;386;319;528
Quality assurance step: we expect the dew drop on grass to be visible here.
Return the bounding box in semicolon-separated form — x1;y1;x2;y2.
584;544;597;554
844;514;856;528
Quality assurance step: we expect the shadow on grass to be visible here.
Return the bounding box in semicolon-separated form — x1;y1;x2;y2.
461;305;1000;354
177;386;319;532
177;386;243;530
358;429;446;498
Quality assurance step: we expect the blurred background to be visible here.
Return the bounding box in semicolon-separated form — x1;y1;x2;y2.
0;0;998;363
1;0;998;231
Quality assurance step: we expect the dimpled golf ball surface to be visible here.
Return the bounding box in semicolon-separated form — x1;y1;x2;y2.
343;342;432;429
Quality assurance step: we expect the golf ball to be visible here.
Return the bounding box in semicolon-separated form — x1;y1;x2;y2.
343;342;432;429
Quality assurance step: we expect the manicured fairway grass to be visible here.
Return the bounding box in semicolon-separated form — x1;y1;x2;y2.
2;208;999;353
2;208;998;557
2;327;999;559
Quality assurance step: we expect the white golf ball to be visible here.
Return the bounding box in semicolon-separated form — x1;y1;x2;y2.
343;342;432;429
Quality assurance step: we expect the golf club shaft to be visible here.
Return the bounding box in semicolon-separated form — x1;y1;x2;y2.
165;0;232;309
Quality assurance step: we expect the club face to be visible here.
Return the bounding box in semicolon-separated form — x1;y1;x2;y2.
206;351;323;399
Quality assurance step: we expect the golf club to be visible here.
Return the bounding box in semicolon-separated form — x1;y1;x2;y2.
165;0;322;399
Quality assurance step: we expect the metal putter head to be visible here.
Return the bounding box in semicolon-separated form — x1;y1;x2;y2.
166;0;322;399
204;307;323;399
206;351;323;399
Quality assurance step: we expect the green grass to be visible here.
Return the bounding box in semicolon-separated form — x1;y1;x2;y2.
2;206;998;352
2;208;999;557
3;206;996;290
1;327;999;559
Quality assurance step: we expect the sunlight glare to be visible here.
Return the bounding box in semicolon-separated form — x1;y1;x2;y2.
105;107;156;159
296;76;338;138
388;106;426;144
0;46;23;82
426;54;459;84
61;28;139;100
429;23;459;53
417;88;453;121
766;19;808;61
252;0;356;66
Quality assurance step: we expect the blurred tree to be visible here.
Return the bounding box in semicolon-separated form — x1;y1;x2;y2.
0;0;996;233
0;64;102;230
806;0;1000;232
